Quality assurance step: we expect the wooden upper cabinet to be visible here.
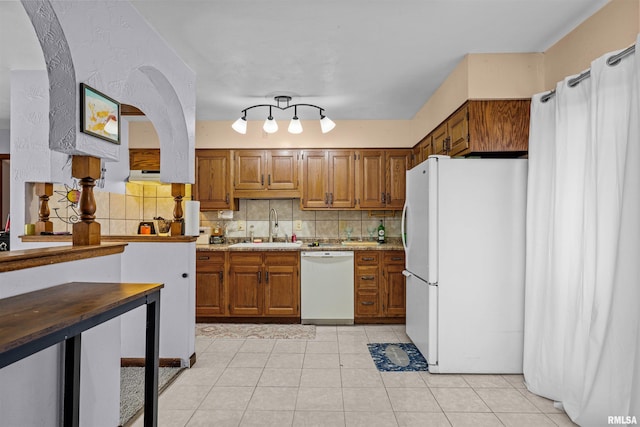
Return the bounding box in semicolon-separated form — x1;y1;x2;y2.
328;150;356;209
195;149;234;210
420;135;433;164
267;150;298;191
301;150;355;209
301;150;328;209
357;149;410;210
432;122;448;155
358;151;385;209
129;149;160;170
448;105;470;156
233;150;299;197
418;100;530;158
385;150;410;209
234;150;266;191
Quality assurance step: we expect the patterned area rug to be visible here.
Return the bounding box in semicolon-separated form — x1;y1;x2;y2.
368;343;429;372
196;323;316;339
120;366;183;426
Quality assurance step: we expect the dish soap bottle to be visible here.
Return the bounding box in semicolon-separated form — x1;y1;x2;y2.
377;220;385;244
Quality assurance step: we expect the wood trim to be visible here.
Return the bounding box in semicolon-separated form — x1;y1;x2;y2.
354;317;405;324
121;358;182;368
121;104;145;116
20;235;197;243
0;243;127;272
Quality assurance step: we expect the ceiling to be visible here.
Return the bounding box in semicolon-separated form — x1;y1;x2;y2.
0;0;609;129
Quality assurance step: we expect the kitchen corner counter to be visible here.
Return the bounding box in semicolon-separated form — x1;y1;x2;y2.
20;235;198;243
196;241;404;252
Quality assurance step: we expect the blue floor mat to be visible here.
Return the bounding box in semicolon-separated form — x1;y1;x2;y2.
367;343;429;372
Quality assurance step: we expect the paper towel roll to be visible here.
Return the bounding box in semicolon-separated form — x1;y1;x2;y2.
184;201;200;236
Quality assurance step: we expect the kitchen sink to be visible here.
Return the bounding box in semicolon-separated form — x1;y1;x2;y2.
228;241;304;249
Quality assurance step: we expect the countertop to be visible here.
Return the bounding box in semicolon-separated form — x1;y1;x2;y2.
196;240;404;252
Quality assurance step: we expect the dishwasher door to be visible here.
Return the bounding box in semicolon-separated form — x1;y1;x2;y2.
301;251;354;325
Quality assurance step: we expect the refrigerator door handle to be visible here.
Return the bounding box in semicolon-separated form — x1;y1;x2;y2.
401;202;408;250
402;270;412;277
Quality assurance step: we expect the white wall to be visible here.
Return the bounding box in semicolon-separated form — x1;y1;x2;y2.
0;253;123;427
120;242;196;365
21;0;196;184
0;130;9;154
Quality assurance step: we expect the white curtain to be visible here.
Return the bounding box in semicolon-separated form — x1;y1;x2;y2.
524;35;640;426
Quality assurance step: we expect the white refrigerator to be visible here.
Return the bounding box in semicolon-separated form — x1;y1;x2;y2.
402;156;527;374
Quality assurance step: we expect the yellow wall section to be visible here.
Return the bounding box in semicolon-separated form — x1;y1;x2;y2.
544;0;639;89
130;0;638;150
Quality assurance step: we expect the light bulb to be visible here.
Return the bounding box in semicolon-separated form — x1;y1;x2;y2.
231;116;247;134
288;116;303;134
320;115;336;133
263;116;278;134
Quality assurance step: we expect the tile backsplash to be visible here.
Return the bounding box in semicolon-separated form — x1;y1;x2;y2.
200;199;402;242
40;184;400;239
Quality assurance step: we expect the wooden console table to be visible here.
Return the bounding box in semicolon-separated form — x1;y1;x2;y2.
0;281;164;427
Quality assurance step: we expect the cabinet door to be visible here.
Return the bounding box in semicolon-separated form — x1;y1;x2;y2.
384;263;406;317
267;150;298;191
229;263;262;316
385;150;410;209
195;150;233;210
234;150;266;190
420;135;433;163
264;264;299;316
129;149;160;170
301;150;329;209
432;122;448;155
328;150;355;208
196;267;225;316
448;105;469;156
358;150;385;209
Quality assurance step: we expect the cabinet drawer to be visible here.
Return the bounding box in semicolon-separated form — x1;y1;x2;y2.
355;251;379;265
264;252;299;266
383;251;405;265
355;266;379;289
229;252;263;265
355;291;380;316
196;251;225;267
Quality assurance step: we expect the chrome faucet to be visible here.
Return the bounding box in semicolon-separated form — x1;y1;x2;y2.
268;208;278;242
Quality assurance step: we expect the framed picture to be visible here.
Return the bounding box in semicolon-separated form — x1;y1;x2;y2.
80;83;120;144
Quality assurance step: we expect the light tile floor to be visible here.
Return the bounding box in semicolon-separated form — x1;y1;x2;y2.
130;325;578;427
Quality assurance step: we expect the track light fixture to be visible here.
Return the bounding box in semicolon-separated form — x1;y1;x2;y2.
232;95;335;134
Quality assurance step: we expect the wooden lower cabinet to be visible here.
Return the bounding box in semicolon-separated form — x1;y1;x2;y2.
196;251;227;318
229;251;300;318
354;250;405;322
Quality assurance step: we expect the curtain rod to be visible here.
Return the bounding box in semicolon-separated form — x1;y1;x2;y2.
540;45;636;103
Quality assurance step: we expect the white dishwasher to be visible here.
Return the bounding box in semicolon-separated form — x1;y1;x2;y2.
301;251;354;325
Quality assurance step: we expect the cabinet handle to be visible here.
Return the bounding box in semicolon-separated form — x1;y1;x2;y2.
387;193;391;204
361;257;375;261
219;271;223;281
261;174;264;185
198;256;210;260
361;301;374;306
361;276;376;281
257;271;261;283
225;193;230;204
329;193;334;205
265;271;269;283
381;192;386;203
268;174;271;185
325;193;329;205
391;257;403;261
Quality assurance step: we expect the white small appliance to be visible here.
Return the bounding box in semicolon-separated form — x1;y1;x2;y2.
402;156;527;373
301;251;354;325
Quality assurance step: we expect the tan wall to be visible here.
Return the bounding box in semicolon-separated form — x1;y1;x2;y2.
467;53;544;99
544;0;639;89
